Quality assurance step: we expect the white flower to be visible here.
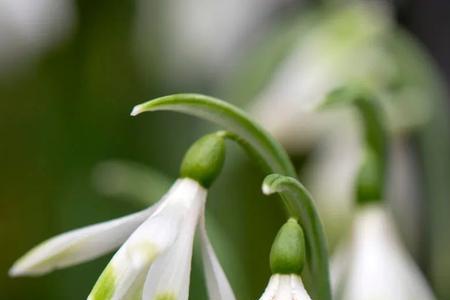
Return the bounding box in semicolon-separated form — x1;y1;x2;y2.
10;178;236;300
250;3;394;152
259;274;312;300
331;204;435;300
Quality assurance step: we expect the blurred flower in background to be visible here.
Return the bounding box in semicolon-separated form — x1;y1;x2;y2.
133;0;295;86
331;204;435;300
0;0;76;77
223;0;450;298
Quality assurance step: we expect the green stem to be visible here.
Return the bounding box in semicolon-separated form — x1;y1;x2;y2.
132;94;296;176
131;93;331;300
321;86;387;204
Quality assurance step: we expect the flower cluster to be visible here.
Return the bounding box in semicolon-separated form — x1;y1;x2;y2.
10;93;439;300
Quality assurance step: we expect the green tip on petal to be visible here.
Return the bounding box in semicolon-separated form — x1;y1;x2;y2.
270;218;306;275
154;293;177;300
89;264;116;300
180;132;226;188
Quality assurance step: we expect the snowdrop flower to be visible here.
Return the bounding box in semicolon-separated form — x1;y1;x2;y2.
10;133;236;300
331;204;435;300
234;3;434;237
259;218;312;300
249;2;394;151
238;2;417;243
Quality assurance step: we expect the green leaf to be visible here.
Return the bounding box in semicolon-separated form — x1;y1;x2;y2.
263;174;331;300
92;160;172;206
131;94;296;177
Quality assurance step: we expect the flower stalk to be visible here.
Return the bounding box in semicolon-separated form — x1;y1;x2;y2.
321;85;388;204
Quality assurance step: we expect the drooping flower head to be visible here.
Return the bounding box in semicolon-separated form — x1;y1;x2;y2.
328;89;435;299
10;132;236;300
259;218;312;300
331;204;436;300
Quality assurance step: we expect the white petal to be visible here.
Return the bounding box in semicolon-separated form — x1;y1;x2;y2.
304;120;361;242
89;178;206;300
199;215;236;300
9;206;157;277
250;3;393;152
143;179;206;300
276;275;294;299
330;239;352;296
88;211;181;300
289;274;312;300
259;274;280;300
259;274;312;300
341;205;436;300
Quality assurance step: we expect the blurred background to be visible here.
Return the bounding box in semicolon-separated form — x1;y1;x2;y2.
1;0;449;299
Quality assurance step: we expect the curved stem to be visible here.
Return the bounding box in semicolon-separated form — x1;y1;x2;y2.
321;86;386;156
132;94;296;177
263;174;331;300
321;86;388;203
131;93;331;300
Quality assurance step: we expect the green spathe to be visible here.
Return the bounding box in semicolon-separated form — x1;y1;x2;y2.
180;132;226;188
270;218;306;275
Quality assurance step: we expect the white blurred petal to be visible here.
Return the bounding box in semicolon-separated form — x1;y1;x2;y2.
9;206;157;277
134;0;289;82
387;139;422;255
88;178;206;300
199;215;236;300
340;205;435;300
330;241;351;296
304;119;361;243
0;0;75;75
250;3;393;152
259;274;312;300
143;179;206;300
